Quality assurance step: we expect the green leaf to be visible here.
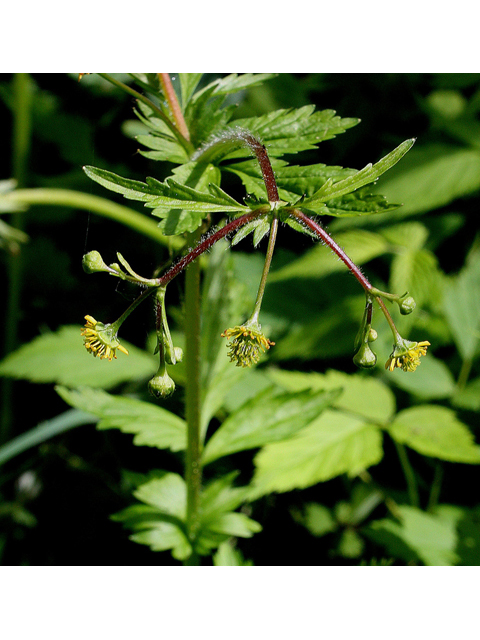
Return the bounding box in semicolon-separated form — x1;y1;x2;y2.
386;354;456;400
206;512;261;538
368;505;460;566
134;473;186;518
227;106;359;158
269;229;389;282
452;376;480;411
249;409;383;498
301;139;415;208
213;541;253;566
178;73;203;108
267;368;396;424
387;405;480;463
299;503;337;537
442;246;480;361
56;386;186;452
0;409;95;467
0;326;156;389
202;386;340;465
374;144;480;217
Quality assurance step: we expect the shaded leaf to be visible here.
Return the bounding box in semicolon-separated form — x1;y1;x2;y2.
387;405;480;463
0;326;156;389
202;386;341;465
56;386;186;452
386;354;456;400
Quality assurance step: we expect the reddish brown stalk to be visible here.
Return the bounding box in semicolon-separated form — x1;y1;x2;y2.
156;210;262;287
289;208;373;293
158;73;191;142
240;131;279;202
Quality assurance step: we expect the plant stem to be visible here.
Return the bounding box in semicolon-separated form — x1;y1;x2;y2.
427;462;444;513
395;441;420;508
158;74;190;142
184;232;203;561
289;209;373;292
250;215;279;324
456;357;473;392
0;188;183;249
1;73;32;445
98;74;194;156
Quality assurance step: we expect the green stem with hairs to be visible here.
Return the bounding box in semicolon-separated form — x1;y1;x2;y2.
395;441;420;508
250;215;279;325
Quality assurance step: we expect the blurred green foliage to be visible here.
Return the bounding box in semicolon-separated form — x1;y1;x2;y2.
0;73;480;565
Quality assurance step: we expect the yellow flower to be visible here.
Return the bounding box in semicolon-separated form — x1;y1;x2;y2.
385;340;430;373
81;315;129;361
222;323;274;367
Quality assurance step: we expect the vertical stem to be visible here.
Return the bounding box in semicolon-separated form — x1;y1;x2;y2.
158;74;190;142
184;236;202;562
1;73;32;444
395;441;420;508
250;216;279;324
427;463;444;513
456;357;472;392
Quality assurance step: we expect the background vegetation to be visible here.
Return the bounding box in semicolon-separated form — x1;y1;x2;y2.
1;73;480;565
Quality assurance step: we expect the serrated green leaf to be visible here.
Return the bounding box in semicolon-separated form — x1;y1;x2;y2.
269;229;389;282
178;73;203;108
206;512;261;538
301;139;415;208
388;405;480;463
374;144;480;217
267;369;396;424
56;386;186;452
134;473;186;518
369;505;459;566
130;523;191;560
203;386;340;465
0;326;156;389
227;106;359;158
249;409;383;498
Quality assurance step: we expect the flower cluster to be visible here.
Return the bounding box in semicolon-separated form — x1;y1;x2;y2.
385;340;430;373
81;315;129;361
222;323;274;368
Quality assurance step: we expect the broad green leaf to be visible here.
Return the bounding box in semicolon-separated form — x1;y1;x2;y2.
376;144;480;217
249;409;383;498
387;405;480;463
130;523;191;560
200;472;250;523
442;246;480;360
268;229;389;282
202;386;341;465
368;505;460;566
301;139;415;208
386;354;456;400
206;512;261;538
56;386;186;452
0;409;95;467
134;473;186;518
267;369;396;424
299;503;337;537
0;326;156;389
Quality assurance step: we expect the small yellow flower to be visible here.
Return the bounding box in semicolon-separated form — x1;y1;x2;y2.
81;315;129;361
222;323;274;367
385;340;430;373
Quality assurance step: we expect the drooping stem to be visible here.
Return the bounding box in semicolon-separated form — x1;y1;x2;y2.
184;233;203;561
158;74;190;142
250;216;279;324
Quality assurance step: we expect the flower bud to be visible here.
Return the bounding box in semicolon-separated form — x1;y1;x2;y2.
353;344;377;369
367;328;378;342
148;368;176;399
82;250;109;274
399;295;416;315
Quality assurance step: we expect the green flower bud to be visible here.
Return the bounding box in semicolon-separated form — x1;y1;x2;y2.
165;342;184;365
367;328;378;342
148;368;176;399
82;250;109;274
399;295;416;315
353;344;377;369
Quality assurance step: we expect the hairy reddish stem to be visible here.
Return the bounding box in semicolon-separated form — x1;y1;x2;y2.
158;73;191;142
156;210;262;287
240;131;279;202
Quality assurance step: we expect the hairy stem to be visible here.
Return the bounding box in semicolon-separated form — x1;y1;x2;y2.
158;74;190;142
